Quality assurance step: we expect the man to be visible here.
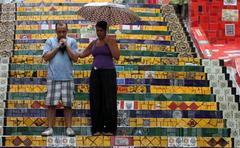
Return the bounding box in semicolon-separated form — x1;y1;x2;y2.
41;23;78;136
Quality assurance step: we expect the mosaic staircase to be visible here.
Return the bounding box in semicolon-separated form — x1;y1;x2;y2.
0;0;239;147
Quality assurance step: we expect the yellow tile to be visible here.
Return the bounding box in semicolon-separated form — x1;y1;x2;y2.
103;136;111;146
76;136;84;146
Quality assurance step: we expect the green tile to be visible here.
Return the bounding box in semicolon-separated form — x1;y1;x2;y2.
4;127;229;137
8;92;215;102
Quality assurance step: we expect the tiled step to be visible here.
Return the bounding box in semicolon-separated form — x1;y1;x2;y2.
13;49;197;57
17;25;169;32
16;11;162;17
8;78;210;87
15;43;176;52
6;117;225;128
9;64;206;72
10;70;207;80
6;100;217;110
18;0;111;3
9;84;212;94
16;2;162;7
16;15;163;22
15;34;172;41
16;20;166;26
3;126;230;137
11;56;201;65
5;109;223;118
3;135;232;147
16;29;171;35
8;92;215;101
15;39;174;46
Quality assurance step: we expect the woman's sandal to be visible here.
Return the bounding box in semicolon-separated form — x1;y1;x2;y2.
93;132;101;136
103;132;113;136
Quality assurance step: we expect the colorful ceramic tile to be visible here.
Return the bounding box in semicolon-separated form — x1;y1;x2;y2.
47;136;76;147
222;9;239;22
224;0;237;6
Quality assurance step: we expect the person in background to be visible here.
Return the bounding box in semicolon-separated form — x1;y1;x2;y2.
170;0;188;20
78;21;120;136
41;23;78;136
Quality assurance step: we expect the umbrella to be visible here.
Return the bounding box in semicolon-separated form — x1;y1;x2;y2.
76;2;141;25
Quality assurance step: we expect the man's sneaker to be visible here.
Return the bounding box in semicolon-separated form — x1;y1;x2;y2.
41;128;53;136
66;127;75;136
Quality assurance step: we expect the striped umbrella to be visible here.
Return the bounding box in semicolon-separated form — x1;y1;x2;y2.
76;2;141;25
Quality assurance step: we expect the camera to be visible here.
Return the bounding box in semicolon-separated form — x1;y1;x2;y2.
59;44;66;54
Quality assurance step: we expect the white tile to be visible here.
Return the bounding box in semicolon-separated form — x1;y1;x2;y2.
0;78;7;85
211;60;220;66
0;128;3;135
0;86;7;93
234;112;240;120
132;25;141;30
219;80;228;88
0;102;5;108
223;88;231;95
217;74;225;81
0;64;8;71
223;110;233;119
213;88;222;95
0;71;8;77
228;102;238;111
0;93;6;100
207;74;217;81
214;67;222;74
234;137;240;148
47;136;76;147
226;95;235;102
0;109;4;117
216;95;225;102
204;66;212;73
231;128;239;137
145;71;155;79
219;102;228;110
210;81;218;87
0;118;3;126
168;137;197;147
202;59;211;66
0;57;9;64
115;137;131;146
168;137;182;147
124;101;134;110
227;119;236;128
182;137;197;147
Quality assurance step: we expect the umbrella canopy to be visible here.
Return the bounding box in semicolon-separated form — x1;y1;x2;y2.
76;2;141;25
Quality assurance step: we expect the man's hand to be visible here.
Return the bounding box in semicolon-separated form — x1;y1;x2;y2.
59;38;67;47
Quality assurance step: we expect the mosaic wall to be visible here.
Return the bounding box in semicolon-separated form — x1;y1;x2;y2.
1;0;238;147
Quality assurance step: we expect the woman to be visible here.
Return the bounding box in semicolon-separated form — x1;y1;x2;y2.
78;21;120;136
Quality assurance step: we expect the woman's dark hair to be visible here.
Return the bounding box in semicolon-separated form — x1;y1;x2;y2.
96;21;108;31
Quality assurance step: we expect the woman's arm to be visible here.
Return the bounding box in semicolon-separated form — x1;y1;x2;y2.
104;38;120;60
78;41;95;58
